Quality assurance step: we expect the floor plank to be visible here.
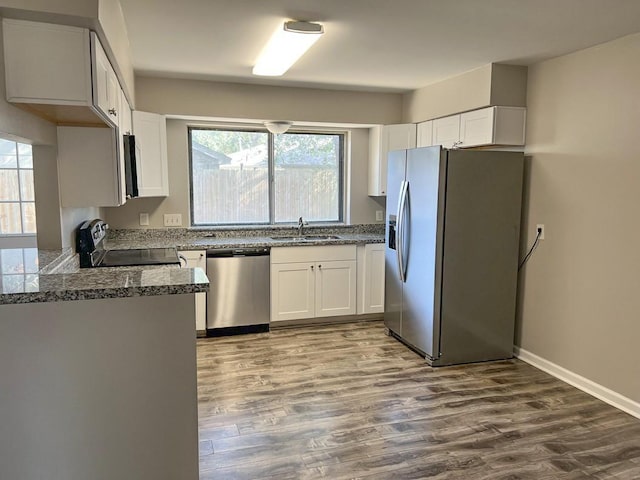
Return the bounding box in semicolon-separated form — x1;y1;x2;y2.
197;321;640;479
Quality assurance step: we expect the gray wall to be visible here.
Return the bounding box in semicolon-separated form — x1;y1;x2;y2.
0;294;199;480
519;32;640;403
104;120;383;228
135;76;403;125
402;63;527;123
102;76;400;228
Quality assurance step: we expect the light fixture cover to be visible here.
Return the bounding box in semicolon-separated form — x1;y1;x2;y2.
264;121;293;134
253;20;324;77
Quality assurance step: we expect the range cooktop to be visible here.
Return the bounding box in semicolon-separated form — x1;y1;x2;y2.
100;248;180;267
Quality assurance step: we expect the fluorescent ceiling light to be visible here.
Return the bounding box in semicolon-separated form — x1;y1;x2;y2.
253;20;324;76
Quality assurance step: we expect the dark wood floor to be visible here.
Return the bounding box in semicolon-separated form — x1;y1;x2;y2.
196;321;640;479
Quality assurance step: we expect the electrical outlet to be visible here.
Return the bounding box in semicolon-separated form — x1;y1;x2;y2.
536;224;545;240
376;210;383;222
139;213;149;226
164;214;183;227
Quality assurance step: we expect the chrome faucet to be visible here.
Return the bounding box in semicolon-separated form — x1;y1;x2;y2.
297;217;307;236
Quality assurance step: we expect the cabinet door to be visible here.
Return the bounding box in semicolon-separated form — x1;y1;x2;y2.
416;120;433;148
433;115;461;149
57;126;122;207
116;88;132;204
359;244;385;314
315;260;357;317
132;111;169;197
3;19;92;105
271;262;315;322
180;251;207;332
460;107;495;147
368;123;416;196
91;33;119;125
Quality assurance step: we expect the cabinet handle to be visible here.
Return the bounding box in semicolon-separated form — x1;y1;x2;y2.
311;265;314;271
108;108;117;116
318;264;322;269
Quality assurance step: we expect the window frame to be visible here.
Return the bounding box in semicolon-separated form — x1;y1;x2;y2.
188;125;346;227
0;139;36;245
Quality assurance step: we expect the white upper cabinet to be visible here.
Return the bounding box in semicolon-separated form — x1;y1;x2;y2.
2;19;131;128
416;120;433;148
432;115;461;149
368;123;416;196
3;20;92;105
459;106;526;147
132;111;169;197
430;106;526;149
91;32;120;126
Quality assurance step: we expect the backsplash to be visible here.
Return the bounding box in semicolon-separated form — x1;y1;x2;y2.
107;223;385;242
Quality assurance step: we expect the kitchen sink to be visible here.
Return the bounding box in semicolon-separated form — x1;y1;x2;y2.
270;235;341;241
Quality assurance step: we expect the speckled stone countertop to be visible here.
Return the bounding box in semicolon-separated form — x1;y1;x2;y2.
105;224;385;251
0;247;209;305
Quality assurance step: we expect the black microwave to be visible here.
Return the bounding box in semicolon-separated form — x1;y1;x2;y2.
123;134;140;199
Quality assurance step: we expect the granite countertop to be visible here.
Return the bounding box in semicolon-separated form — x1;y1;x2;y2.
104;224;385;251
0;247;209;305
0;225;382;305
106;233;384;251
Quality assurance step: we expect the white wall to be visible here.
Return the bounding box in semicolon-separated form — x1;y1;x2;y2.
519;32;640;403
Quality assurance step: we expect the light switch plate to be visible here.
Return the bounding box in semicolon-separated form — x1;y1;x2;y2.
376;210;383;222
139;213;149;226
164;214;183;227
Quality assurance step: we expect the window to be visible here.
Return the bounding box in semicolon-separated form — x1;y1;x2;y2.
0;139;36;235
189;128;344;226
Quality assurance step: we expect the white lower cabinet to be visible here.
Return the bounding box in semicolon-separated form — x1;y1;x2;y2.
315;260;357;317
357;244;385;314
271;262;316;321
271;246;357;323
179;250;207;333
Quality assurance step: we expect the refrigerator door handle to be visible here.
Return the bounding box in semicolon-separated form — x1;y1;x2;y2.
397;180;408;282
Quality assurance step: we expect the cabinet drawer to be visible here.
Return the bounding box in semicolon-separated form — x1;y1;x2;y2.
271;245;357;264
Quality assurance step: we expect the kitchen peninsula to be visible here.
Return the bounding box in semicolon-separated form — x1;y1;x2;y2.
0;247;208;480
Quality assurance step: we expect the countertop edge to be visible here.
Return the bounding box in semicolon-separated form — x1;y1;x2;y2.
0;284;210;305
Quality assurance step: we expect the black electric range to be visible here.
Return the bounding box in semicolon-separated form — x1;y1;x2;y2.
77;219;181;268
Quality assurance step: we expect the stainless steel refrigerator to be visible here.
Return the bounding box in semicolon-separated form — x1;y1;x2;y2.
384;146;524;366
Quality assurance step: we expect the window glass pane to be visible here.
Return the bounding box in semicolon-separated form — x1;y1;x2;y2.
23;248;39;273
0;170;20;201
274;133;341;223
21;203;36;234
18;142;33;168
1;249;24;273
0;138;17;168
191;129;269;225
18;143;32;155
0;203;21;233
19;170;35;201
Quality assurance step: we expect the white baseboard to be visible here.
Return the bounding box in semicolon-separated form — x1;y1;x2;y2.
514;346;640;419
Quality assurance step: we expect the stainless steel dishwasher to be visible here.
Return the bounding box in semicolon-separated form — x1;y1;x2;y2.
206;247;270;336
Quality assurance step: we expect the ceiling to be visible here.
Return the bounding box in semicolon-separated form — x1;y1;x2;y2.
119;0;640;93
